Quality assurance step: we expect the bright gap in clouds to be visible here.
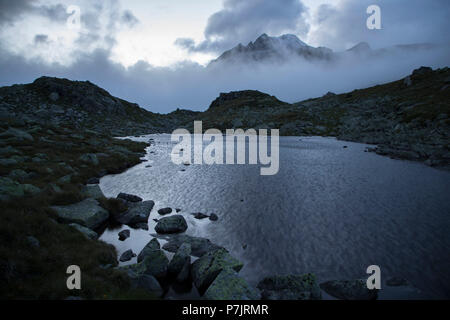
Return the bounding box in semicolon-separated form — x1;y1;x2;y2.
111;0;223;67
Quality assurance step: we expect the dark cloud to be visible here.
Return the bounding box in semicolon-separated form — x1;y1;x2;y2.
36;3;68;22
309;0;450;50
0;0;68;26
34;34;49;45
121;10;139;27
0;0;35;25
176;0;309;53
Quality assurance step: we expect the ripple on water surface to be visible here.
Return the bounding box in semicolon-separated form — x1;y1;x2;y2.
99;135;450;299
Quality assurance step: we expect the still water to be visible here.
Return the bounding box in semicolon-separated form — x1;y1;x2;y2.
99;135;450;299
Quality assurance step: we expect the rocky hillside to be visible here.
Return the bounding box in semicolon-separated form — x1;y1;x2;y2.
186;66;450;169
0;77;197;137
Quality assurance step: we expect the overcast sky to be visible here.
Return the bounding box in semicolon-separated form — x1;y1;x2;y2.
0;0;449;112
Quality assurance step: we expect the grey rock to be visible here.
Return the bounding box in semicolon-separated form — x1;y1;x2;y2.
118;229;130;241
320;279;378;300
69;223;98;240
158;234;223;257
137;238;160;263
204;268;259;300
86;177;100;184
123;251;168;279
176;260;191;283
168;243;191;275
258;274;321;300
131;222;149;230
117;192;142;202
209;213;219;221
155;215;188;234
51;198;109;230
117;200;154;226
158;207;172;215
119;249;136;262
81;185;104;199
133;274;164;297
122;269;163;297
191;248;244;293
192;212;209;219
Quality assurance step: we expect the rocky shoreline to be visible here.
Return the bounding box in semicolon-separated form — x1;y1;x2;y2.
73;177;421;300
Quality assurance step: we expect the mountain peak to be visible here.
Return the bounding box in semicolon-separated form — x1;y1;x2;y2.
347;42;371;53
211;33;331;65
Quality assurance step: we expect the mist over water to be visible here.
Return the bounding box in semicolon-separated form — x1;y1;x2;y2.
100;135;450;299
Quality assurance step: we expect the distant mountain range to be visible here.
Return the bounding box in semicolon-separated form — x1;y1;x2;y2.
210;33;437;66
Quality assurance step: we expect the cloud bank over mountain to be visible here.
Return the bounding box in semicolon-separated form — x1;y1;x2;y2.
175;0;309;54
0;0;449;113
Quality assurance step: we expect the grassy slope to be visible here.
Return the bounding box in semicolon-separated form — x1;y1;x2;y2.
0;117;156;299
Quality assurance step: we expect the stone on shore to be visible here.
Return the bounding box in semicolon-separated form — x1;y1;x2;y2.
320;279;378;300
155;215;187;234
122;269;163;298
191;248;244;293
86;177;100;184
118;229;130;241
168;243;191;275
192;212;209;220
258;274;321;300
117;192;143;203
123;250;168;279
119;249;136;262
176;260;191;283
157;234;223;257
51;198;109;230
69;223;98;240
137;238;161;263
81;184;104;199
117;200;154;226
158;207;172;215
204;268;259;300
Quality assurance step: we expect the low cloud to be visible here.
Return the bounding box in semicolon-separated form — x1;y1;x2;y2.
34;34;50;45
176;0;309;54
307;0;450;50
0;0;68;26
1;43;448;114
